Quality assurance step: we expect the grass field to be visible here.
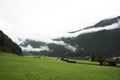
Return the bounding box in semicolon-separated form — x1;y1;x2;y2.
0;52;120;80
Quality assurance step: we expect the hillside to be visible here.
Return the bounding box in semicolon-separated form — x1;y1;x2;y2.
60;16;120;57
0;30;23;56
62;29;120;57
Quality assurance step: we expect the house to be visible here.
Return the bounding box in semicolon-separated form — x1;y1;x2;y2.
99;60;117;66
60;57;76;63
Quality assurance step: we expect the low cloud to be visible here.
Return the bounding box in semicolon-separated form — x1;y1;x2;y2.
21;45;49;52
50;40;77;52
19;38;76;52
68;19;120;37
65;45;77;52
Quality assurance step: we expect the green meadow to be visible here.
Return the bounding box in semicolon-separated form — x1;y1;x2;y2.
0;52;120;80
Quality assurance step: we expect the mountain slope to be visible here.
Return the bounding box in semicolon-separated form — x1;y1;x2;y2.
60;16;120;57
74;29;120;57
0;30;23;56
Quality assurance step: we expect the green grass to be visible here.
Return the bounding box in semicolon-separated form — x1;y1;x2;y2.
0;52;120;80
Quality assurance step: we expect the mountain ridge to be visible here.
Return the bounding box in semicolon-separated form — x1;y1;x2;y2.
69;16;120;33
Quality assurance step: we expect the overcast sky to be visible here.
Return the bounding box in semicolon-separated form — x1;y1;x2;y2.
0;0;120;43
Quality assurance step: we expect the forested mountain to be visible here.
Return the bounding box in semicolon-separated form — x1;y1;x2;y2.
0;30;23;55
19;16;120;57
61;28;120;57
60;16;120;57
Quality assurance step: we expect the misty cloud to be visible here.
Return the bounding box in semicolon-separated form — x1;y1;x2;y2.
68;19;120;37
18;37;77;52
65;45;77;52
50;40;77;52
21;45;49;52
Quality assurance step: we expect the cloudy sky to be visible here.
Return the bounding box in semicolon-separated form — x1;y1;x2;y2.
0;0;120;43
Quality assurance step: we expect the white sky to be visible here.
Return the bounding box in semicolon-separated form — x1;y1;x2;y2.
0;0;120;43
